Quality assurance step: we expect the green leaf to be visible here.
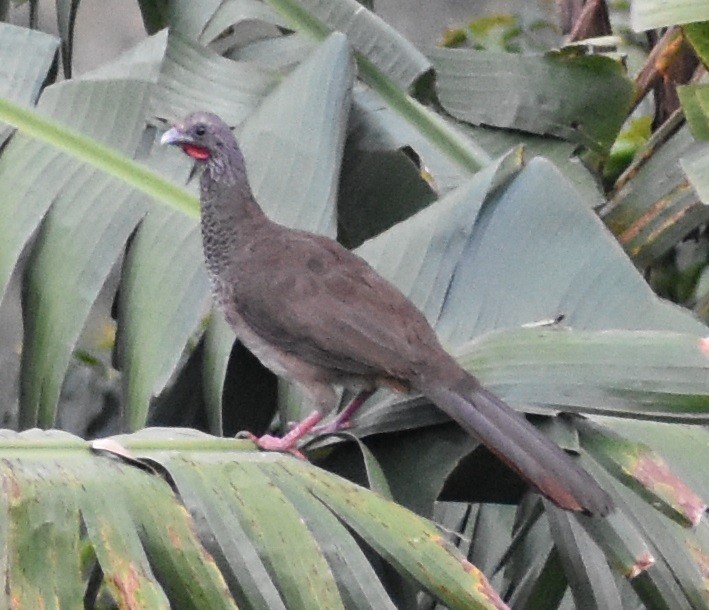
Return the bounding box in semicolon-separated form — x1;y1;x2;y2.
202;310;234;436
200;0;288;44
150;29;278;126
453;328;709;422
684;21;709;65
680;140;709;207
0;22;58;119
238;32;353;234
264;0;430;89
79;463;171;608
268;464;398;609
291;459;508;610
579;422;706;527
603;123;709;267
546;505;624;609
117;203;209;431
677;84;709;141
430;47;634;153
631;0;709;31
6;460;84;608
19;80;150;429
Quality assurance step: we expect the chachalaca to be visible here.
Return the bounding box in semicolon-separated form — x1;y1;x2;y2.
161;112;613;516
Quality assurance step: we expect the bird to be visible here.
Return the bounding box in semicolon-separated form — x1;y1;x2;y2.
161;111;613;516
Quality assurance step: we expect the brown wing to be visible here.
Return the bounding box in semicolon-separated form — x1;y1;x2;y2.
228;225;443;381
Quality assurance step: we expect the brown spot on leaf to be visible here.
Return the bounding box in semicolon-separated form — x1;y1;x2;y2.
631;454;706;526
626;551;655;578
471;563;510;610
107;565;142;610
687;541;709;581
617;195;672;245
434;537;510;608
167;525;182;548
5;475;20;501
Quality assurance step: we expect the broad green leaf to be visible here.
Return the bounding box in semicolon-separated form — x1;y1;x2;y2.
123;474;238;609
267;463;398;609
200;0;286;44
453;329;709;421
579;421;706;526
631;0;709;31
264;0;430;89
108;428;501;609
19;79;150;429
217;462;346;610
337;143;436;247
254;0;488;173
465;121;606;207
151;457;289;609
78;29;168;82
0;23;58;127
321;426;477;517
287;459;508;610
229;31;316;70
117;201;209;431
167;0;223;39
684;21;709;66
203;310;235;436
571;460;657;575
239;32;354;234
0;96;198;221
602;419;709;510
430;47;633;153
356;149;521;334
612;480;708;609
546;505;624;610
4;459;84;608
347;84;481;194
361;156;703;347
680;142;709;207
150;30;278;126
80;477;170;609
678;84;709;141
506;545;568;609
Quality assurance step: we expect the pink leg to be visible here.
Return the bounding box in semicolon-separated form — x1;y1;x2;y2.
314;389;374;435
250;411;323;455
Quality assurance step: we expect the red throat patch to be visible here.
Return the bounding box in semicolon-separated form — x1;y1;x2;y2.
181;143;210;160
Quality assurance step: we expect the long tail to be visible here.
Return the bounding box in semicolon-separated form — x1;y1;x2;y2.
419;375;612;516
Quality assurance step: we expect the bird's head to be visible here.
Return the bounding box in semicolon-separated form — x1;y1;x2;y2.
160;112;235;164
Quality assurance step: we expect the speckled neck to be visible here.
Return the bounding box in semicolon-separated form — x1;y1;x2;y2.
199;143;266;288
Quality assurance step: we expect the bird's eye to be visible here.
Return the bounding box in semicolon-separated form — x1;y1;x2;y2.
194;125;206;137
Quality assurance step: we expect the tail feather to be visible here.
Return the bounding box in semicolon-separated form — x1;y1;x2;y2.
420;377;612;516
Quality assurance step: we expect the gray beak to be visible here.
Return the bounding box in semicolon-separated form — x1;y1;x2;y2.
160;126;185;146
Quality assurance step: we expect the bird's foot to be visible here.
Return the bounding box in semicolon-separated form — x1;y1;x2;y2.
236;431;307;459
235;411;324;460
258;434;308;460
